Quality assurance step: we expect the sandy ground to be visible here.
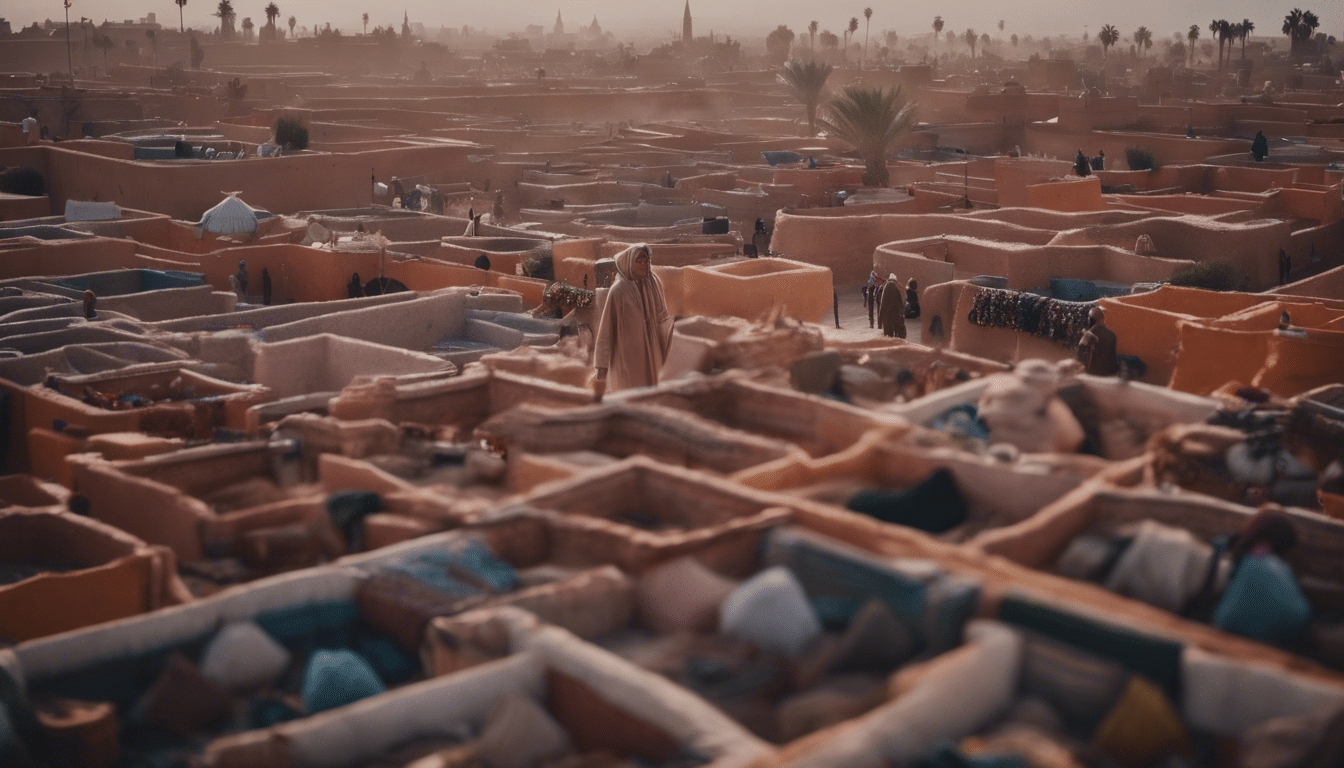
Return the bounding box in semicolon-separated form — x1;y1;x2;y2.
820;285;924;346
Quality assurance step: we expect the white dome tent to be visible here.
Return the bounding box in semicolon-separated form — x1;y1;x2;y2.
195;193;264;238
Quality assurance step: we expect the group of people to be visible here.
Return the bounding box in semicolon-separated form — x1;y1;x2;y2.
228;260;273;306
863;272;921;339
1073;149;1105;176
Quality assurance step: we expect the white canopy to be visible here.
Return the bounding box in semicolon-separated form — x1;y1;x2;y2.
196;195;259;236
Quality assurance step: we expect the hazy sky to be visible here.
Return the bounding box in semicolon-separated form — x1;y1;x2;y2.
8;1;1335;46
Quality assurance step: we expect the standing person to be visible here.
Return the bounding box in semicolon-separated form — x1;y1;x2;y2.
592;244;672;400
1077;306;1119;376
752;218;771;257
347;273;363;299
261;268;272;306
877;273;907;339
235;261;249;299
864;271;881;328
82;290;97;320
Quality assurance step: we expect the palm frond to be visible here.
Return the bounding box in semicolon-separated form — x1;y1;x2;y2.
817;85;917;159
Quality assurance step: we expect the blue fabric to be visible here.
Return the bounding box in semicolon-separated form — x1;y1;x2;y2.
930;404;990;442
761;151;804;166
302;649;386;714
254;600;362;652
998;595;1184;703
916;743;1029;768
356;636;418;685
1213;554;1312;645
845;468;969;534
249;698;302;728
382;540;517;595
1049;278;1101;303
810;595;863;630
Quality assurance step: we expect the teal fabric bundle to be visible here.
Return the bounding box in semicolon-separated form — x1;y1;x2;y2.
326;491;382;549
1213;554;1312;645
845;468;969;534
301;649;387;714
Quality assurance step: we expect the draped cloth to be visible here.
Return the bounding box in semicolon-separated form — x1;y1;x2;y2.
593;244;673;391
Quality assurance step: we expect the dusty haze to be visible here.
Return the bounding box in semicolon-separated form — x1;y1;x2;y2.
7;1;1326;44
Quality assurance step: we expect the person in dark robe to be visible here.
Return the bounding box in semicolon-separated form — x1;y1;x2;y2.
1074;149;1091;177
474;253;491;271
261;268;272;306
877;273;906;339
905;278;920;319
1077;306;1118;376
864;271;881;328
82;290;97;320
1251;131;1269;162
752;218;771;257
236;261;249;297
1279;249;1291;285
348;273;363;299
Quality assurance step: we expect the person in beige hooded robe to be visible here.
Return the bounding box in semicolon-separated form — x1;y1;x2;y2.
593;244;673;399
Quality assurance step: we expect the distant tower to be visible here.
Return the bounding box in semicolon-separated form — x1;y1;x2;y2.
401;10;410;37
589;15;601;35
682;0;692;43
554;10;564;35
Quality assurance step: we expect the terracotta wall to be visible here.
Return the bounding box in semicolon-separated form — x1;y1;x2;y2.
252;334;453;399
681;258;832;324
1025;177;1106;212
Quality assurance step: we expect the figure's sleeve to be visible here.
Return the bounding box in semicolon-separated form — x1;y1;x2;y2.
593;291;617;370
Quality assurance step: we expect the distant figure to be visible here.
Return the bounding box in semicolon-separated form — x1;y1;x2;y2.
1094;149;1105;170
537;67;546;82
1074;149;1091;177
261;268;272;305
743;244;758;258
235;260;249;298
877;273;907;339
807;156;818;168
492;191;504;223
752;218;770;257
1279;248;1291;285
905;278;920;319
82;290;97;320
1279;311;1292;331
347;272;363;299
474;253;491;270
664;170;674;188
833;290;841;329
928;315;945;343
593;244;672;400
1251;131;1269;162
463;214;478;237
1077;306;1118;376
864;271;881;328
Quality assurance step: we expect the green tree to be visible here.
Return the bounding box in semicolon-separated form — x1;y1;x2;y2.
1187;24;1199;66
288;15;296;37
92;33;114;70
241;16;253;41
1282;8;1319;60
765;25;795;64
779;59;833;136
818;85;917;187
862;8;872;64
932;15;943;58
845;16;858;61
1134;26;1152;57
1098;24;1119;60
820;30;839;50
1238;18;1254;60
963;28;977;58
808;20;818;50
215;0;235;38
265;3;280;38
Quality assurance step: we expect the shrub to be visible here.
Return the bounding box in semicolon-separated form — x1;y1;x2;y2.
273;116;309;150
1125;145;1158;170
0;166;45;196
1168;259;1242;292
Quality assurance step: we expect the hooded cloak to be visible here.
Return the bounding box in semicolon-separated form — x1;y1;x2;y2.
593;244;673;391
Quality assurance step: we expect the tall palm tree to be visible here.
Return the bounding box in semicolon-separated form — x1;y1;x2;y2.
175;0;188;33
779;59;834;136
288;15;296;37
1282;9;1319;60
1238;18;1254;60
963;28;977;58
863;8;872;65
241;16;253;41
998;19;1004;33
93;33;114;70
1134;26;1152;58
265;3;280;32
818;85;917;187
1098;24;1119;60
215;0;235;38
846;17;859;61
931;16;943;59
362;13;369;34
1187;24;1199;66
808;20;818;50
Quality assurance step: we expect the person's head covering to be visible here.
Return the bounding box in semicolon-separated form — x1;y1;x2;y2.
887;273;898;283
907;278;918;290
474;253;491;270
1089;306;1105;324
615;244;654;283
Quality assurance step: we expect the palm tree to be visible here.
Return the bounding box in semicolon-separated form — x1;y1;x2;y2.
1211;19;1235;69
808;20;818;50
215;0;235;38
998;19;1005;33
846;17;859;61
92;33;114;71
820;30;838;51
779;59;834;136
265;3;280;36
818;85;917;187
241;16;254;41
1238;18;1254;60
1098;24;1119;60
1282;9;1320;60
931;15;943;58
1134;26;1152;57
288;15;296;37
1010;33;1018;48
1187;24;1199;66
963;28;977;58
863;8;872;65
362;13;369;34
